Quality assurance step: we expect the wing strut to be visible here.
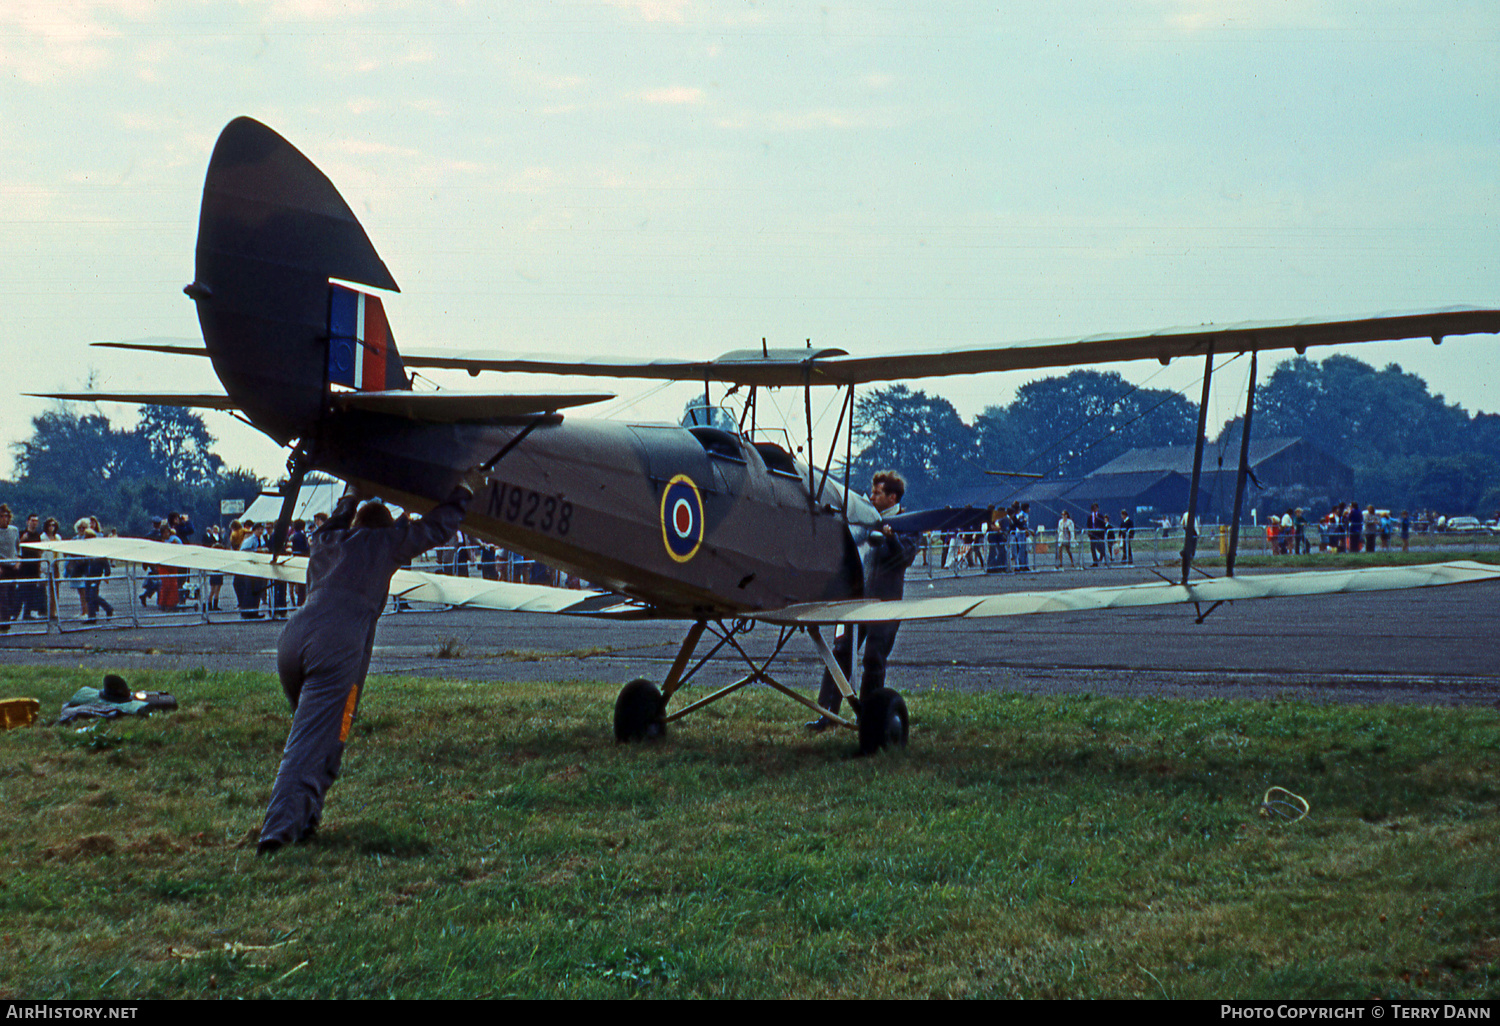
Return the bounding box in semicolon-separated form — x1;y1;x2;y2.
1226;351;1259;577
480;416;547;471
814;384;854;508
803;359;816;512
1181;345;1215;585
843;384;854;514
268;442;311;561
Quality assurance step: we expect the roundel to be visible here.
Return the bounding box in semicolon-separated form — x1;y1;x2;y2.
660;474;704;563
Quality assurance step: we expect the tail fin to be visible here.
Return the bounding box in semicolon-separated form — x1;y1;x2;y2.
189;117;407;444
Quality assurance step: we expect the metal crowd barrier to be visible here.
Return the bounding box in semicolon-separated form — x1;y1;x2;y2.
917;528;1166;577
423;543;577;588
915;524;1500;578
0;548;587;634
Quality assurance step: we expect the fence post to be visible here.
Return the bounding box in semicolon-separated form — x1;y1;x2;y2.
126;562;140;628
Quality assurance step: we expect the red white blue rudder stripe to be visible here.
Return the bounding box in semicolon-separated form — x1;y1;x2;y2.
327;283;407;391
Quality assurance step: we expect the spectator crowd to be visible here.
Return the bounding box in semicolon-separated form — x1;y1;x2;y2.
913;500;1500;575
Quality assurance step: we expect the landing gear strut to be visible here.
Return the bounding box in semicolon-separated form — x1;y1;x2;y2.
611;620;910;754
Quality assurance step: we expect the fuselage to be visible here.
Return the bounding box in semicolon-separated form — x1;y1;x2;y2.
309;408;878;617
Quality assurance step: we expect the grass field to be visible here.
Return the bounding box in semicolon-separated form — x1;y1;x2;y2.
3;665;1498;999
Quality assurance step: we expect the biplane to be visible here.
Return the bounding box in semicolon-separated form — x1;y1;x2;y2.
30;117;1500;753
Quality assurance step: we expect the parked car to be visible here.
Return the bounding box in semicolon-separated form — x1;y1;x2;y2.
1446;516;1483;533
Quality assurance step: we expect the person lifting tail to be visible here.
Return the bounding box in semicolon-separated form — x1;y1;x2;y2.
257;471;481;856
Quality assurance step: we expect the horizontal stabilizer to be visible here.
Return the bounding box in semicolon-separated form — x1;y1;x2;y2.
30;389;613;419
24;538;643;618
754;560;1500;625
331;389;614;421
402;307;1500;387
29;391;237;410
92;338;208;358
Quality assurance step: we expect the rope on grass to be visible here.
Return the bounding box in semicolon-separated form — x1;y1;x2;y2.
1259;786;1310;822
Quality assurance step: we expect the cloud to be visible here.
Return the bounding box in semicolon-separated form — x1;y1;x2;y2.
600;0;695;24
638;86;705;106
253;0;399;20
506;63;586;95
716;108;887;133
0;2;121;83
504;166;560;195
1153;0;1337;33
336;138;424;159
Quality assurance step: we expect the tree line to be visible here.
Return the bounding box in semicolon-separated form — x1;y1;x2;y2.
3;405;263;537
853;354;1500;515
851;369;1201;504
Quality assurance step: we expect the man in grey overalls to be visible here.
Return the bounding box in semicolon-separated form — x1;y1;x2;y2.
258;479;475;854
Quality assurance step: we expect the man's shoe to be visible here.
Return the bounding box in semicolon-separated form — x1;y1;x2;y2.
803;717;833;732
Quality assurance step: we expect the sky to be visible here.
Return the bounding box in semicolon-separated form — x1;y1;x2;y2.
3;0;1498;485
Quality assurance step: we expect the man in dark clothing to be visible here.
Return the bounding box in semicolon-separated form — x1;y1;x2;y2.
168;512;195;545
258;478;476;855
17;513;46;620
288;520;310;608
984;506;1007;574
1016;502;1031;572
1087;503;1108;566
806;470;919;729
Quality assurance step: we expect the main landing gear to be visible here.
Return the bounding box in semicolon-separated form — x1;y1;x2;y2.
610;620;909;755
857;687;909;756
613;679;666;742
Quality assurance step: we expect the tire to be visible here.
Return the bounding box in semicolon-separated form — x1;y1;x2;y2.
858;687;908;755
613;678;666;742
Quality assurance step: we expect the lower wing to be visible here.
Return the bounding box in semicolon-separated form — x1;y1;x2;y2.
30;538;1496;626
753;561;1500;625
25;538;645;618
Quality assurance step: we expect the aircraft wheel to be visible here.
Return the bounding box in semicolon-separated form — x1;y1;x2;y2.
858;687;909;756
613;678;666;742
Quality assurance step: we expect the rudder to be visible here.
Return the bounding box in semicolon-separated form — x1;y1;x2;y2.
188;117;406;445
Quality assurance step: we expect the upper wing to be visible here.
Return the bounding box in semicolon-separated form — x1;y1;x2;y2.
399;307;1500;387
85;307;1500;389
751;560;1500;625
25;538;646;618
